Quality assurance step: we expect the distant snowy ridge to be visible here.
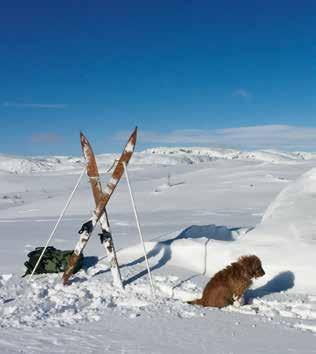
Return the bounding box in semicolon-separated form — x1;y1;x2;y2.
0;154;83;174
0;147;316;174
143;147;316;164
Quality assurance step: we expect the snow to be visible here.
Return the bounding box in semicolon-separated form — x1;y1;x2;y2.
0;150;316;353
1;146;316;175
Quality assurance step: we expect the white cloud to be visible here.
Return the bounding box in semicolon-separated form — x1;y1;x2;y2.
2;102;68;109
232;89;251;99
115;125;316;151
216;125;316;150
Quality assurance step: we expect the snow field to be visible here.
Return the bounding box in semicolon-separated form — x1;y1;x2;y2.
0;152;316;352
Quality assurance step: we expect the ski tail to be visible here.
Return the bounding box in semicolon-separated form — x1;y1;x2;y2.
62;253;82;285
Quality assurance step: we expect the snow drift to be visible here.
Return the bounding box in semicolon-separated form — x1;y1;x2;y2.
119;167;316;294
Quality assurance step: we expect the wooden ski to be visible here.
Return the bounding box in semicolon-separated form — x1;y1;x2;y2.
62;127;137;284
80;131;123;288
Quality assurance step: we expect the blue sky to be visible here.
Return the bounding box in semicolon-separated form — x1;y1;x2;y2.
1;1;316;155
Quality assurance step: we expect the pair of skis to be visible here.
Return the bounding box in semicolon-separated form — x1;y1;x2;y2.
62;127;137;285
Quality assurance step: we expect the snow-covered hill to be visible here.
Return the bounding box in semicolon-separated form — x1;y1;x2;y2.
144;147;316;164
1;147;316;174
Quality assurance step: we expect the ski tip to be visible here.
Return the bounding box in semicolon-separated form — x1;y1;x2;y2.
130;127;138;144
132;126;138;137
80;131;88;146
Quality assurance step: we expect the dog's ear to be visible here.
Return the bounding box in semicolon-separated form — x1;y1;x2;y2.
237;256;253;277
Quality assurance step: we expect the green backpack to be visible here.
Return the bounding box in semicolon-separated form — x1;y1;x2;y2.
23;246;84;277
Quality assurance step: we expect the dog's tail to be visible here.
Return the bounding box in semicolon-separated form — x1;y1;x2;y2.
187;298;203;306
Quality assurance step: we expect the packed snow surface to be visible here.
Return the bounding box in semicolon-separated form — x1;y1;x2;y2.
0;150;316;353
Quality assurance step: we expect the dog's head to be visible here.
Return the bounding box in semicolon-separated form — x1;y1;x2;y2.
238;255;265;279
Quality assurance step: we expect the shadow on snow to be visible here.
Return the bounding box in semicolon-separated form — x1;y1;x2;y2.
123;224;241;286
245;271;295;303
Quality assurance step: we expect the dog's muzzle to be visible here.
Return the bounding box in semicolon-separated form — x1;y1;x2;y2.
256;267;265;278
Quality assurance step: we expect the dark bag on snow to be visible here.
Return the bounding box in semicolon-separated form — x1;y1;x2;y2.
23;246;84;277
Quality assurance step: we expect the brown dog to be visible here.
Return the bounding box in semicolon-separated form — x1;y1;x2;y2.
188;255;265;308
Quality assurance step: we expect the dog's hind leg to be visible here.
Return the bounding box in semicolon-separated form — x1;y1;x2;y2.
202;286;232;308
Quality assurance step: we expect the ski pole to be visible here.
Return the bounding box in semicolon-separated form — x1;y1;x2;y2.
123;162;155;296
29;167;86;281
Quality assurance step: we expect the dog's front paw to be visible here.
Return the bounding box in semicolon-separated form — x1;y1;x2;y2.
233;294;244;307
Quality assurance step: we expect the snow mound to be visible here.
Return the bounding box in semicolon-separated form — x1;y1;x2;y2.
223;167;316;293
261;167;316;245
118;167;316;294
